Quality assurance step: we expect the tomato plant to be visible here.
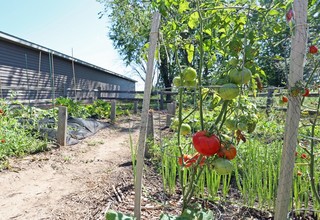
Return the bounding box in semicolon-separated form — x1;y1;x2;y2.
192;131;220;156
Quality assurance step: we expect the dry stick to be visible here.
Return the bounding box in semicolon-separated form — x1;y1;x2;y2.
274;1;308;219
134;12;161;220
71;49;77;101
35;51;42;105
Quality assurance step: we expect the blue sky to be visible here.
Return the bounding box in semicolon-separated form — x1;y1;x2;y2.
0;0;144;89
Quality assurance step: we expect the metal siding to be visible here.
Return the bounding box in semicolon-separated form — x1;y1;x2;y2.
0;37;136;102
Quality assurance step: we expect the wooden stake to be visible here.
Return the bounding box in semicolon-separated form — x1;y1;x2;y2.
134;12;161;220
57;106;67;146
110;100;116;122
145;110;154;159
134;101;138;114
274;1;308;219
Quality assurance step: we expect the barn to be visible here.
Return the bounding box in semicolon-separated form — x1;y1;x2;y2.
0;31;136;104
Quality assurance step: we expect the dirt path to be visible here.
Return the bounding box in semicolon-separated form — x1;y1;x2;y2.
0;115;148;220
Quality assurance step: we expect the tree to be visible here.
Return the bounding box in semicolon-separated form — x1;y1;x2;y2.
97;0;152;81
98;0;317;91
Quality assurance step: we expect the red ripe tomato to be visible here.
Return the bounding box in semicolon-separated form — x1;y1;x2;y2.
282;96;288;103
302;88;310;97
190;153;206;166
217;143;237;160
178;154;193;167
286;9;294;22
301;153;308;159
309;45;318;54
192;131;220;156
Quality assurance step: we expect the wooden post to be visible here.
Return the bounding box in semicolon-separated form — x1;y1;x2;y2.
134;12;161;220
134;101;138;114
57;106;67;146
160;91;164;110
266;87;274;115
166;103;175;127
63;83;68;97
274;1;307;219
110;100;116;122
97;86;101;99
145;110;154;159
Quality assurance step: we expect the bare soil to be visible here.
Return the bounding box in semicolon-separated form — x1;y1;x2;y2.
0;114;144;220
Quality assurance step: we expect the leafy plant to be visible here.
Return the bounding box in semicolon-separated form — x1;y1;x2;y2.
55;97;90;118
106;210;136;220
160;204;214;220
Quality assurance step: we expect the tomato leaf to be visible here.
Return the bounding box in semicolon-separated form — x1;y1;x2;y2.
268;9;279;16
185;43;195;63
178;0;189;14
188;12;199;29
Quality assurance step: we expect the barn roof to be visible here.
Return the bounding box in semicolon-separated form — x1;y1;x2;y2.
0;31;136;83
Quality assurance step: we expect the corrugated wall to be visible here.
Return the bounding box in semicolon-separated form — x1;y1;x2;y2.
0;38;136;103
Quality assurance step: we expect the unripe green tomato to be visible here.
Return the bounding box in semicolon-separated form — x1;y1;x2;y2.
229;67;252;85
180;123;191;135
237;122;247;131
214;158;233;175
184;79;197;88
225;119;238;131
173;76;183;87
183;67;197;81
218;83;240;100
228;58;238;67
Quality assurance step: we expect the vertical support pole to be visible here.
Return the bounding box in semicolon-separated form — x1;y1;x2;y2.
63;83;68;97
134;101;138;114
266;87;274;115
160;91;164;110
97;86;101;100
57;106;67;146
145;110;154;159
110;100;116;122
134;12;161;220
274;1;308;219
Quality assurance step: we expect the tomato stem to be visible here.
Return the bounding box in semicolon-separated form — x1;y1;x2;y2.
309;91;320;204
209;100;229;132
174;47;187;200
301;59;319;105
197;0;204;131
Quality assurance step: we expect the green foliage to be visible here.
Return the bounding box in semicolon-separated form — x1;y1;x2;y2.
105;210;136;220
55;97;90;118
160;204;214;220
0;99;48;168
86;99;111;119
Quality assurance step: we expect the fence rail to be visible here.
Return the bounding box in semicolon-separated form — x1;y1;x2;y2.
1;86;319;111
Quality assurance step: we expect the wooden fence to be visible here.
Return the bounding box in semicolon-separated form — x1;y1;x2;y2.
1;85;319;113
